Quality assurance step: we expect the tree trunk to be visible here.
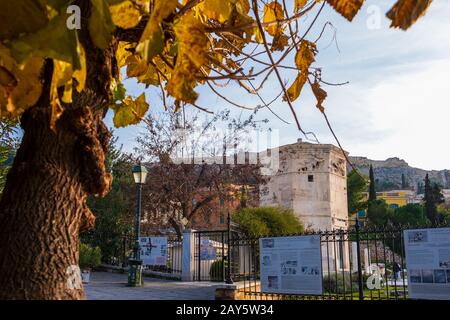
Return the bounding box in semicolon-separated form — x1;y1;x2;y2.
0;1;117;298
169;217;185;238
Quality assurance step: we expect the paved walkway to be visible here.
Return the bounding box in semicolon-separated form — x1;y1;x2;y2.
85;272;220;300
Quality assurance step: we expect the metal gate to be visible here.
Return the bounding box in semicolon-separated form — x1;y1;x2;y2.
193;214;243;281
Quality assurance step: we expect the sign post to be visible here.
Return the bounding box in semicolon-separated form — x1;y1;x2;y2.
259;235;323;295
404;228;450;300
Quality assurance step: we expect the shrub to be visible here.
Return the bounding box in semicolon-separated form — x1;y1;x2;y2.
233;207;304;237
209;259;226;281
79;243;102;270
323;272;359;294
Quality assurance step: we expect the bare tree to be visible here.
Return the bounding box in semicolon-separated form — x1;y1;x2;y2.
136;108;265;235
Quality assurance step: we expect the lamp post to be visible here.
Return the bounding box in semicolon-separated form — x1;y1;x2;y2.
127;164;148;287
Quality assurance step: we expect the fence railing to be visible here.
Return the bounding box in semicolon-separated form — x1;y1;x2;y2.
227;222;449;300
82;220;449;300
81;232;183;276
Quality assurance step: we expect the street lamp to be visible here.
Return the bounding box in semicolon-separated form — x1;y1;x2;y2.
127;164;148;287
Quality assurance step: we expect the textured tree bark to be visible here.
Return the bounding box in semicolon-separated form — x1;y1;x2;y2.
0;103;109;299
0;0;117;299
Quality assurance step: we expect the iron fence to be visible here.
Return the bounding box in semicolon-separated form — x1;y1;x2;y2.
228;222;449;300
192;217;243;281
81;232;183;276
193;230;228;281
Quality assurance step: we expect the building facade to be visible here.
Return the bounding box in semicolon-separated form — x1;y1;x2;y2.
259;141;349;231
375;190;416;208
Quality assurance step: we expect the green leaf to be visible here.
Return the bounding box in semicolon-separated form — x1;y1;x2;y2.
8;12;81;68
112;93;149;127
112;82;126;101
40;0;73;11
0;1;48;41
136;27;164;63
89;0;116;49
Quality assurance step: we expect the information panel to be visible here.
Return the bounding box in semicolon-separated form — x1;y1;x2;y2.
200;239;217;260
259;235;322;295
404;228;450;300
139;236;168;266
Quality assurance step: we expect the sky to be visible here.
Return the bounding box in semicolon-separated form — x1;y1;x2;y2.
106;0;450;171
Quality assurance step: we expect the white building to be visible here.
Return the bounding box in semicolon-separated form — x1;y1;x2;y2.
259;140;349;231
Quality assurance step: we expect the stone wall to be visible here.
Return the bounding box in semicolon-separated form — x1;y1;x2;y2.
260;142;348;231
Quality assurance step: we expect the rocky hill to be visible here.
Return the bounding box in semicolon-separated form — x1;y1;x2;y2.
348;156;450;192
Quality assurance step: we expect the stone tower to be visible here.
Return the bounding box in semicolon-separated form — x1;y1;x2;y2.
259;141;349;231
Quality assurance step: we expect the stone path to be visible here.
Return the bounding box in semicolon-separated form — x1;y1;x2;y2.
85;272;220;300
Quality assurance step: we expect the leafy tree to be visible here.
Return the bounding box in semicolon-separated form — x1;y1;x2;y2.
401;173;408;189
368;201;430;228
78;243;102;270
368;165;376;202
347;169;368;215
0;121;19;194
417;181;425;194
0;0;433;299
366;199;394;227
423;174;444;225
367;164;378;219
233;206;304;237
391;204;429;226
82;134;134;264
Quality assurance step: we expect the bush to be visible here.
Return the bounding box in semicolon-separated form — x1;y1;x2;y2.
323;272;361;294
233;207;304;237
79;243;102;270
209;259;226;281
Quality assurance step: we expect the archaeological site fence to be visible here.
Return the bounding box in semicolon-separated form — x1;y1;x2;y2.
192;220;450;300
83;219;449;300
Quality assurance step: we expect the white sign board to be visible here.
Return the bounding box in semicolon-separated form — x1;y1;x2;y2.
259;235;323;295
139;237;168;266
200;239;217;260
404;228;450;300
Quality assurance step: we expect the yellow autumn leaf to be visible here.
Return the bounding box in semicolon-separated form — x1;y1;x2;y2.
271;33;288;52
311;80;327;113
0;45;43;117
112;93;149;127
61;80;73;104
89;0;116;49
295;0;308;13
386;0;432;30
235;0;250;15
49;60;72;128
263;1;285;37
9;56;44;114
295;40;316;72
197;0;233;23
284;72;308;102
109;0;141;29
326;0;365;22
126;54;149;78
116;41;134;69
137;63;160;86
48;49;86;125
166;13;208;103
253;27;264;43
139;0;178;42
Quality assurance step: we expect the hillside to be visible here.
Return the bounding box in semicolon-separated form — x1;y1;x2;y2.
348;156;450;192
